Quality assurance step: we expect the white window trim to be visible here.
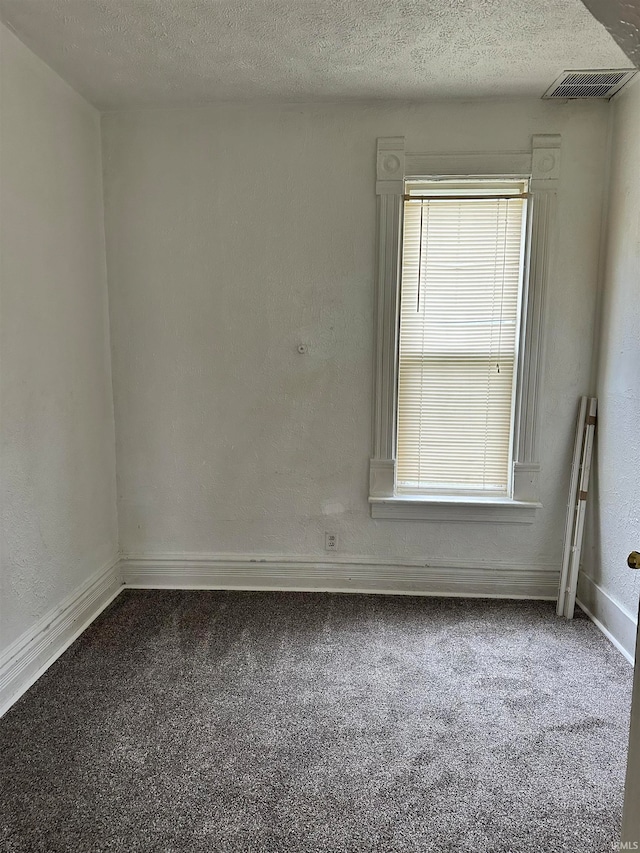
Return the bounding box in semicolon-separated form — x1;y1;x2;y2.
369;135;561;522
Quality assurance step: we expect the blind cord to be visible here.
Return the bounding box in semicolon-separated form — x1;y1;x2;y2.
497;200;509;375
416;202;424;313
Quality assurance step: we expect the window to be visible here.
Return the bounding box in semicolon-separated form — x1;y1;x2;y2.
370;135;561;522
396;179;528;496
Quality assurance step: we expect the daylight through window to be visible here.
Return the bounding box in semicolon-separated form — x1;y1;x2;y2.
396;179;528;495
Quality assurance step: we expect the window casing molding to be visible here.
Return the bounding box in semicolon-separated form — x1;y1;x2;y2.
369;135;561;522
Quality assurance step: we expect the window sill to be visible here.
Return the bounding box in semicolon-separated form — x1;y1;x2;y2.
369;494;541;523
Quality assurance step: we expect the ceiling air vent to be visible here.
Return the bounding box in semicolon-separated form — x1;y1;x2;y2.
543;69;636;100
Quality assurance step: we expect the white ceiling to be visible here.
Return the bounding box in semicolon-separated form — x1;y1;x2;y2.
0;0;630;109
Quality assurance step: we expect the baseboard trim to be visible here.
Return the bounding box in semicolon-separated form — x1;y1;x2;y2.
121;553;559;600
2;555;629;714
0;556;123;717
577;573;637;664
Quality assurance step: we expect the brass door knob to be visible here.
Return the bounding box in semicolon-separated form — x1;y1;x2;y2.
628;551;640;569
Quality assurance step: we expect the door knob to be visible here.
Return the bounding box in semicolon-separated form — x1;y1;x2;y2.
628;551;640;569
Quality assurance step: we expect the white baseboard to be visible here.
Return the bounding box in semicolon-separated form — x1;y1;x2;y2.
1;554;629;716
121;552;559;600
577;573;637;664
0;556;123;717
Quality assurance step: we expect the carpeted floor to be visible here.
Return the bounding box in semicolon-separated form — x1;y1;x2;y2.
0;591;634;852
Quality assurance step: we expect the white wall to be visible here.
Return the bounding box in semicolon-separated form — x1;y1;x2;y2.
582;81;640;621
102;99;609;574
0;24;118;650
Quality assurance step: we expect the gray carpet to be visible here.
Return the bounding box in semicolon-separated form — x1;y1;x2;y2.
0;591;633;852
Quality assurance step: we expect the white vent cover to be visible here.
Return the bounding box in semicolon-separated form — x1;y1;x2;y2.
543;69;636;99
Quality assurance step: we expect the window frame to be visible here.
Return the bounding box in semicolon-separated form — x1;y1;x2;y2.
369;136;562;523
396;177;528;498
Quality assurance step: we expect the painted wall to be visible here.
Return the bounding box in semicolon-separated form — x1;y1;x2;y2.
0;24;118;650
583;81;640;618
102;99;609;572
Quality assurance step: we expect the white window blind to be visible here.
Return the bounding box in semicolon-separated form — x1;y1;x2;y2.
396;180;528;495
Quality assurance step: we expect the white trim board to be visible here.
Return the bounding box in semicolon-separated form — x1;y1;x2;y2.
0;556;123;717
577;573;637;664
121;553;559;599
369;496;540;523
369;135;561;511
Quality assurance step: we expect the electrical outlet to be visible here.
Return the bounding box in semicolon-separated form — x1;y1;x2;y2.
325;532;338;551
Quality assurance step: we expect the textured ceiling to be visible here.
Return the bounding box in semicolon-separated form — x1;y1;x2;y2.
0;0;630;109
